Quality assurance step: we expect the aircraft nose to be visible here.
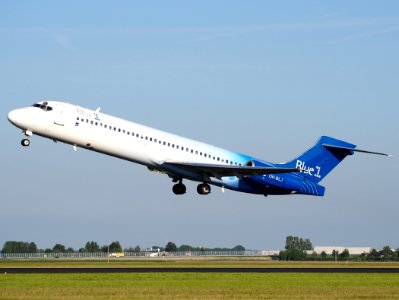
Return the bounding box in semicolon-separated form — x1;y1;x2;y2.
7;109;19;125
8;108;27;128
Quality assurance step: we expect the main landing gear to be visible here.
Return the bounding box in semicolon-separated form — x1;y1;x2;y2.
197;183;211;195
171;179;211;195
172;182;186;195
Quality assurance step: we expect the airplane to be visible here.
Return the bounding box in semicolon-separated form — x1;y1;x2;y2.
7;101;389;196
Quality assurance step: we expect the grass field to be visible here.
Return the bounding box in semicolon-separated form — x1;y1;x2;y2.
1;273;398;299
1;259;398;299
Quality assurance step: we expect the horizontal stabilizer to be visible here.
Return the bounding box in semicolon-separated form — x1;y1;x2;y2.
322;144;390;156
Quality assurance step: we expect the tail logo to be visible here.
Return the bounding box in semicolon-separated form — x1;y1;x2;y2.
296;160;321;179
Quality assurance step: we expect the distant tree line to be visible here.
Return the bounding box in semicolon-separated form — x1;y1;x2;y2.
1;241;123;254
278;236;313;261
358;246;398;262
301;246;399;262
152;242;245;253
5;238;396;262
2;241;38;254
279;236;399;262
1;240;245;254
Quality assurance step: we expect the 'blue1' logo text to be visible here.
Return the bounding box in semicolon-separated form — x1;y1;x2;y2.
296;160;321;178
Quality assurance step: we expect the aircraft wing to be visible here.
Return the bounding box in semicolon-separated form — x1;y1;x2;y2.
162;162;299;180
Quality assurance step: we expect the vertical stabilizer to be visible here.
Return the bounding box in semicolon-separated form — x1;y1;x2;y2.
280;136;356;183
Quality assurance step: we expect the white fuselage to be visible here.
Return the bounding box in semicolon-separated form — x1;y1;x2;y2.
9;101;386;196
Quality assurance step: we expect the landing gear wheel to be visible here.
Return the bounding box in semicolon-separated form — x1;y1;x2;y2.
21;139;30;147
173;183;186;195
197;183;211;195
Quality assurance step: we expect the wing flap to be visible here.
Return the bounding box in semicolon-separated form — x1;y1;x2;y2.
162;162;299;180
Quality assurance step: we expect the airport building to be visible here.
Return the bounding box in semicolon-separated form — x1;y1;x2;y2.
311;246;372;255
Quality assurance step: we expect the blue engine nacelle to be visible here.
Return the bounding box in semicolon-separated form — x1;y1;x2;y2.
244;159;273;168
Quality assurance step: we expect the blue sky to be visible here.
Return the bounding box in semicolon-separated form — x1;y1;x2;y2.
1;1;398;251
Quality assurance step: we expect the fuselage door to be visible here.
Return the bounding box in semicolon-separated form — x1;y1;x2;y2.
54;104;65;126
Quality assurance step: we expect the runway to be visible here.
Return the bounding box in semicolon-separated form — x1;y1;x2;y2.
2;267;399;274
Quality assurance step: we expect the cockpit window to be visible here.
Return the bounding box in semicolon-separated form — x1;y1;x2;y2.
32;102;53;111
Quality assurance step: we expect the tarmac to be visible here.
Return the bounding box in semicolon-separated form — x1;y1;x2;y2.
2;267;399;273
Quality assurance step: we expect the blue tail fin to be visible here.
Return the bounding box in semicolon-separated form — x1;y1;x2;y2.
280;136;356;183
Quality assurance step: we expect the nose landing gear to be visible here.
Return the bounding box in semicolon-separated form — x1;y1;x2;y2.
20;130;32;147
21;138;30;147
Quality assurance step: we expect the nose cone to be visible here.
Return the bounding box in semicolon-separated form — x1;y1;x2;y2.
8;109;19;125
8;108;27;128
